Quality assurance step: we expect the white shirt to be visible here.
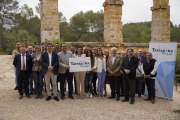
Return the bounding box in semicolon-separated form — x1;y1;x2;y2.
48;51;52;66
112;55;117;64
141;59;158;79
21;54;26;70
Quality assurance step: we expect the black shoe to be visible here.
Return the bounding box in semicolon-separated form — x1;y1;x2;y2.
116;97;120;101
120;94;124;97
130;100;134;104
122;99;129;102
54;96;59;101
69;95;74;99
46;96;51;101
94;92;98;95
108;96;115;99
26;95;31;98
61;96;65;100
14;87;18;90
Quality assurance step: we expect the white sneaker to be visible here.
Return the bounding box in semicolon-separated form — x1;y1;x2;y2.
86;93;89;98
90;94;93;98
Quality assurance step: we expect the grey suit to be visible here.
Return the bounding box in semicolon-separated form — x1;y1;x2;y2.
58;51;73;97
58;51;73;74
107;55;123;97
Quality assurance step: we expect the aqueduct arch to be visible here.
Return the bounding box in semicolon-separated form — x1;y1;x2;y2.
39;0;171;52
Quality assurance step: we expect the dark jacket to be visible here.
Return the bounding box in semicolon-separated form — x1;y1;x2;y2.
121;56;138;80
135;55;147;63
13;54;32;77
41;51;59;75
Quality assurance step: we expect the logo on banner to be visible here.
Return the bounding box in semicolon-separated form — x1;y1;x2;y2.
70;61;90;68
152;48;173;56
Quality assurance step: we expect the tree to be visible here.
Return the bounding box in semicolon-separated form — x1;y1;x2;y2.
0;0;19;49
35;2;41;16
20;4;34;19
70;11;89;41
58;12;66;23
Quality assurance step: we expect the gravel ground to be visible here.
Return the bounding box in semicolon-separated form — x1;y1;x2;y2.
0;55;180;120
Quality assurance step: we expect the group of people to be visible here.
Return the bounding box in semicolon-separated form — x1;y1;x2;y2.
12;39;158;104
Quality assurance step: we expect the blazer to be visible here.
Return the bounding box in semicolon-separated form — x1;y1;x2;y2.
93;57;106;73
58;51;73;74
135;55;147;63
107;55;123;76
13;54;32;77
41;51;59;75
121;56;138;80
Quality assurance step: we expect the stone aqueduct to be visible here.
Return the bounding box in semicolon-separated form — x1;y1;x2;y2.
39;0;179;53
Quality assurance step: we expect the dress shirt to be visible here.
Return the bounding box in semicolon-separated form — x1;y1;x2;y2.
141;59;158;79
21;54;26;70
48;51;52;66
62;51;69;65
112;55;117;64
128;56;133;61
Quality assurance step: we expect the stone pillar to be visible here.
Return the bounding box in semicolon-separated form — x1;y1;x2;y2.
40;0;60;43
151;0;170;42
103;0;124;43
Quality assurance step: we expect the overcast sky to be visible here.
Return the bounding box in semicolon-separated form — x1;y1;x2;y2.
17;0;180;25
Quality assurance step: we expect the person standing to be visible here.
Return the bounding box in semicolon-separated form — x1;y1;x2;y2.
23;39;29;53
41;43;59;101
92;51;98;95
120;51;126;96
104;49;109;97
107;47;123;101
85;49;94;98
12;41;21;90
13;47;32;99
58;43;74;100
28;46;34;95
32;45;43;99
70;46;77;95
73;46;86;99
41;43;46;53
121;48;138;104
92;48;106;98
141;52;158;104
136;58;143;98
136;49;147;95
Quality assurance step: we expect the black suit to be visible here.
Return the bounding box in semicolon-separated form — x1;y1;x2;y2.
121;56;138;100
41;51;58;75
13;54;32;95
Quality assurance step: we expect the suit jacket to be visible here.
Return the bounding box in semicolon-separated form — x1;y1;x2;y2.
135;55;147;63
41;51;59;75
107;55;123;76
58;51;73;74
93;57;106;73
121;56;138;80
13;54;32;77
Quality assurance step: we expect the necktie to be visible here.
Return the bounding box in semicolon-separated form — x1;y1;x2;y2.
22;54;25;70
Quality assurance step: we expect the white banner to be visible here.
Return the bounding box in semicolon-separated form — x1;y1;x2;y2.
148;42;177;99
69;57;91;72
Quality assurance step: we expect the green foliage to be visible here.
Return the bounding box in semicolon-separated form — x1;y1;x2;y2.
176;48;180;74
3;30;38;54
123;22;151;43
0;49;6;55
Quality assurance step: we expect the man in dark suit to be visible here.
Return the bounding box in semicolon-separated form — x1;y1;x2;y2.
41;43;59;101
135;49;147;95
121;48;138;104
13;47;32;99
